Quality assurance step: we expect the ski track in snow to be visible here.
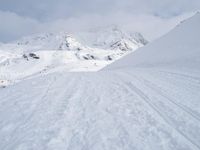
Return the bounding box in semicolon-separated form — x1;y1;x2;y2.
0;68;200;150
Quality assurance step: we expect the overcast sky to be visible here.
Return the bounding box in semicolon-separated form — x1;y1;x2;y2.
0;0;199;42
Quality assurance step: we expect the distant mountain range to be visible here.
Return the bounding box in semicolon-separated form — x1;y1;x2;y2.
0;26;147;85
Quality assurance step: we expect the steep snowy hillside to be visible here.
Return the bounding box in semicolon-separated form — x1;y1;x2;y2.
104;13;200;70
0;27;147;86
0;14;200;150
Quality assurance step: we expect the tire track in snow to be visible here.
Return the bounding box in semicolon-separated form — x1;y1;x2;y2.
115;72;200;150
126;82;200;150
134;74;200;122
158;70;200;84
129;73;200;149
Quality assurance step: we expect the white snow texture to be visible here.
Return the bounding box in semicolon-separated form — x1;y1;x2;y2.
0;14;200;150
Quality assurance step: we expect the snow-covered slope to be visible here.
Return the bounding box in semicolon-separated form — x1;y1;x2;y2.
0;27;147;85
104;13;200;70
0;14;200;150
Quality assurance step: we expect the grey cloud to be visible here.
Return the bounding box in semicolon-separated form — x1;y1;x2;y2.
0;11;41;42
0;0;199;42
1;0;200;20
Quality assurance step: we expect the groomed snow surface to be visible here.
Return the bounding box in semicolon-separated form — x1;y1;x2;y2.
0;14;200;150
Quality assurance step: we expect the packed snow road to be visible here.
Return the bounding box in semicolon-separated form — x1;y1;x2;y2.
0;67;200;150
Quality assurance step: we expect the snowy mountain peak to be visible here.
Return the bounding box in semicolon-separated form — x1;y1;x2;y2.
2;26;147;53
76;25;147;51
12;32;86;52
0;26;147;54
58;34;85;50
